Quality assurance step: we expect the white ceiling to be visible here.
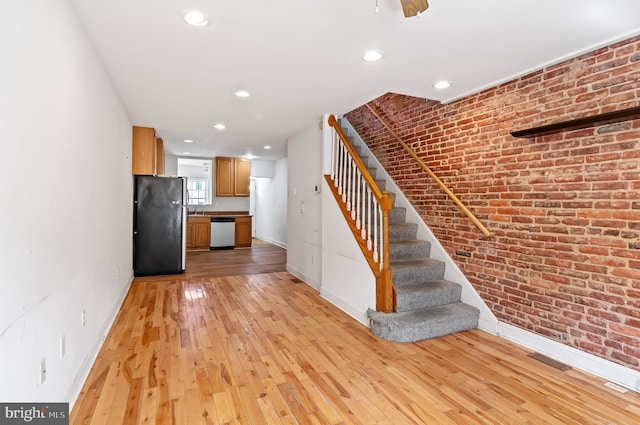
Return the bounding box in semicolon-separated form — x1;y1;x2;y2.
70;0;640;161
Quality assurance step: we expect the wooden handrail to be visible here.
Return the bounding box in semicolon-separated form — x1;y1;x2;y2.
365;103;493;237
327;115;395;313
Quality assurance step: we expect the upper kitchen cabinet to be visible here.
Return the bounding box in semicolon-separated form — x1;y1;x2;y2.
132;126;164;175
155;137;165;176
215;156;234;197
215;157;250;197
234;158;251;196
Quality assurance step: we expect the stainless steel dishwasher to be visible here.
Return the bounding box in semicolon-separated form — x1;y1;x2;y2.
210;217;235;249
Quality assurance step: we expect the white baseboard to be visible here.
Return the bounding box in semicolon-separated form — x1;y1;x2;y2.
66;276;133;409
286;264;320;290
319;289;369;327
478;315;499;335
256;236;287;249
498;322;640;393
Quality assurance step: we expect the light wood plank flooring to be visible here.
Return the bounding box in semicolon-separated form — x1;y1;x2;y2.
71;246;640;424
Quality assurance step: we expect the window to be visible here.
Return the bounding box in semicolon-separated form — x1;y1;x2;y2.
187;180;208;205
177;158;212;205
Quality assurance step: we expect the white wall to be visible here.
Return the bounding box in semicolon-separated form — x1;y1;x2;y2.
286;123;323;289
251;159;275;178
255;158;288;248
164;153;178;176
0;0;132;405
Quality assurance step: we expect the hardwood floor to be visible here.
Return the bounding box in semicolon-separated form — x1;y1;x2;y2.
134;242;287;282
71;245;640;424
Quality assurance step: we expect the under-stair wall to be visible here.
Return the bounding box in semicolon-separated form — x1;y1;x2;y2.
319;114;382;325
320;181;377;325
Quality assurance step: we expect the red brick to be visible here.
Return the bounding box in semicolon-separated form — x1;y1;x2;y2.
612;267;640;280
611;351;640;366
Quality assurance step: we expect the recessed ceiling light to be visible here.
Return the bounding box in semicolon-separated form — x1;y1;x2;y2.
184;11;208;27
213;123;226;130
183;139;194;143
433;80;451;89
264;145;272;150
233;90;250;98
362;49;385;62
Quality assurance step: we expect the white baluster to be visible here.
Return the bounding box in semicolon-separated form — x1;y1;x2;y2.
361;177;365;231
345;153;353;211
338;144;344;195
366;187;372;251
378;206;384;270
373;197;379;263
357;170;361;223
331;131;337;181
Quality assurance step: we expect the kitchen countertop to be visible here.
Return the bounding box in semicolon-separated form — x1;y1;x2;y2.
188;211;252;219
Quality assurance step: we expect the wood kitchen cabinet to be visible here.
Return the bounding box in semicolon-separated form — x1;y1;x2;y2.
215;157;250;197
132;126;164;175
186;216;210;251
215;157;234;197
234;158;251;196
235;216;252;248
155;137;165;176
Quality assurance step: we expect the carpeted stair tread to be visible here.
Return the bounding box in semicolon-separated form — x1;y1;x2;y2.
389;239;430;260
366;167;377;179
374;179;386;191
388;207;407;224
391;258;445;285
367;303;479;343
389;222;417;241
396;280;462;312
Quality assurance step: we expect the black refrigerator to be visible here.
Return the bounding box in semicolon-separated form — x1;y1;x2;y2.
133;175;187;276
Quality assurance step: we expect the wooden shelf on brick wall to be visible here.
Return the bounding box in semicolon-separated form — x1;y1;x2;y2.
510;106;640;138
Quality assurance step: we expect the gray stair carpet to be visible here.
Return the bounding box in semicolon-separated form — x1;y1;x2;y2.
341;124;479;342
367;303;479;343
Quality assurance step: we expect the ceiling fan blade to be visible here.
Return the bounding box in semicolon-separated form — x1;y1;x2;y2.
400;0;429;17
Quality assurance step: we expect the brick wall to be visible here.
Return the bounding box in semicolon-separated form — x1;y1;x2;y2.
345;36;640;371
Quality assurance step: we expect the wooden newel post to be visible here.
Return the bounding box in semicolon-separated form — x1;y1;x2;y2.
377;191;395;313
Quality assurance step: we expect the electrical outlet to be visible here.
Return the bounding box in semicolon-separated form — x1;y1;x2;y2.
60;335;65;358
40;358;46;384
116;266;120;277
311;255;315;265
81;310;86;328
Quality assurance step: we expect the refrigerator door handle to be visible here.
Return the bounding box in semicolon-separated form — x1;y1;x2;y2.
181;206;187;271
182;177;188;206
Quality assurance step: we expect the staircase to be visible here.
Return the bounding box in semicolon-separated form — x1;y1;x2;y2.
350;136;480;343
